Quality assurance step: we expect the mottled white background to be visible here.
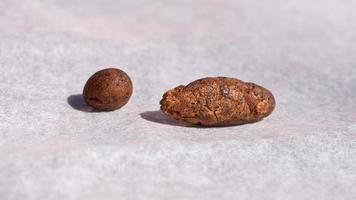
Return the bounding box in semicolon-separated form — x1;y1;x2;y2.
0;0;356;199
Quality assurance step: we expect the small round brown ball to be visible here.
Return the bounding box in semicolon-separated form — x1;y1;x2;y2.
83;68;133;111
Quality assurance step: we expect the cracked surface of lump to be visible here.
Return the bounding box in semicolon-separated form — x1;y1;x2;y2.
160;77;275;126
83;68;133;111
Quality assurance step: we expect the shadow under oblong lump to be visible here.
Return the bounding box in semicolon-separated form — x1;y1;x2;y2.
140;110;192;127
160;77;275;126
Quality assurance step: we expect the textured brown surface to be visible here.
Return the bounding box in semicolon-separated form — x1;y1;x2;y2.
83;68;133;111
160;77;275;126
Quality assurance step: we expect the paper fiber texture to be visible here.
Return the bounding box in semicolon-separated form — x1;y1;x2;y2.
0;0;355;199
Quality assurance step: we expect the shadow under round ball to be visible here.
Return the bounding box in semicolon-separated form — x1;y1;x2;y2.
83;68;133;111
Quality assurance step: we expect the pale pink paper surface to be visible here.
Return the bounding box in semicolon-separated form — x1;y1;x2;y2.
0;0;355;199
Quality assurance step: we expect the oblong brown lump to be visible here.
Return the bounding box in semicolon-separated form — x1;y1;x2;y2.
160;77;275;126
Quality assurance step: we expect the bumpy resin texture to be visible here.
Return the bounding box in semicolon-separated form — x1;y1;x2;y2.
83;68;133;111
160;77;275;126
